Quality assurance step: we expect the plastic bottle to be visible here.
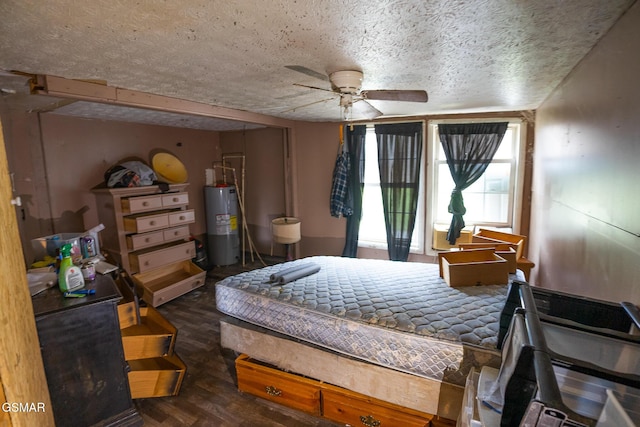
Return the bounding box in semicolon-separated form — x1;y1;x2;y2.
58;244;85;292
81;235;97;258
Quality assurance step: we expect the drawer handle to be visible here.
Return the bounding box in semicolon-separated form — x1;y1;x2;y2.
172;197;179;202
359;415;381;427
179;215;186;221
145;237;151;243
149;220;156;226
265;385;281;397
142;201;149;206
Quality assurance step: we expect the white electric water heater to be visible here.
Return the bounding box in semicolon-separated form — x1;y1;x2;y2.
204;185;240;265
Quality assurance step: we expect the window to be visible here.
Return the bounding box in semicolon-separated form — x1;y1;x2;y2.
358;126;425;252
427;120;525;253
357;119;525;256
433;123;520;226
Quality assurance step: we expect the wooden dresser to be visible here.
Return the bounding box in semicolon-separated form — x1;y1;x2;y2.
92;183;205;306
32;274;142;427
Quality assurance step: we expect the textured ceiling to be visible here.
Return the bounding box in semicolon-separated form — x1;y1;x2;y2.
0;0;636;129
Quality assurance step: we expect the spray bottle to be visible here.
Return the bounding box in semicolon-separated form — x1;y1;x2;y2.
58;244;85;292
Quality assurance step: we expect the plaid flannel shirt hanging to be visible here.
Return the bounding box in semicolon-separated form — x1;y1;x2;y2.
329;148;353;217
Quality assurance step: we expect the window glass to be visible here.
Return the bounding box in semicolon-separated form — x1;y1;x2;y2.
360;131;387;245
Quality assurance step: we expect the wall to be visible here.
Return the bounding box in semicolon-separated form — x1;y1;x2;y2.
293;122;347;257
219;127;287;257
1;111;52;260
530;3;640;304
5;111;221;264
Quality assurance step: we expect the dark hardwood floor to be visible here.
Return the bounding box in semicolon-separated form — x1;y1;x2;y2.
133;256;343;426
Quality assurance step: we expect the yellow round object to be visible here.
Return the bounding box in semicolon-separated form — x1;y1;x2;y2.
152;152;188;183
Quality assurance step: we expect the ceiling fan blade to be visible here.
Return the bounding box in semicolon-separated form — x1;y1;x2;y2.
362;90;428;103
281;96;336;114
293;83;335;93
352;99;383;119
285;65;329;82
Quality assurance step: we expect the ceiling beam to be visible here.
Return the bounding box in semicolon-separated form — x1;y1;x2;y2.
30;74;296;129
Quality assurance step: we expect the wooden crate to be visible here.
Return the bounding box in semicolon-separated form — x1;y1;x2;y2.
120;306;177;360
127;354;186;399
439;248;508;287
473;228;526;260
432;224;473;250
236;354;322;416
132;260;205;307
473;228;536;280
459;243;517;273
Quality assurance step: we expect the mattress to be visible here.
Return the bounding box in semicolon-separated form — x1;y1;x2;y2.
216;256;524;386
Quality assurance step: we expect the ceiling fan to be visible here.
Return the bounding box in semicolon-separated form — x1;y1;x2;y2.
287;67;428;121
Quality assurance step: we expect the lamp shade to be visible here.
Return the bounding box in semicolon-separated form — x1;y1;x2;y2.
272;217;301;244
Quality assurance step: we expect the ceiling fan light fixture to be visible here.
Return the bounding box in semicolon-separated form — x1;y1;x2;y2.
330;70;363;94
340;94;354;121
342;104;353;122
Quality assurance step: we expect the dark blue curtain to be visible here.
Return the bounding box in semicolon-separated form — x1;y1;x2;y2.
341;125;367;258
438;122;508;244
374;122;423;261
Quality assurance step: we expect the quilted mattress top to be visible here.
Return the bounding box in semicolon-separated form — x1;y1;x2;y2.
216;256;522;383
218;256;512;346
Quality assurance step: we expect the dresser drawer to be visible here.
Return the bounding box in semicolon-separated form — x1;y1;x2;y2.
236;354;321;416
162;192;189;208
123;212;170;234
123;209;194;234
128;354;186;399
163;225;190;241
126;230;165;251
121;192;189;214
127;226;190;251
121;194;163;214
120;306;177;360
168;209;195;226
133;260;205;307
322;386;432;427
129;241;195;273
